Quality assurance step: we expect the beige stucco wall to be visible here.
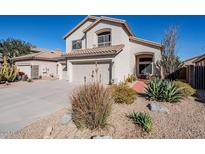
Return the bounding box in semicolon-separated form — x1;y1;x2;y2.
65;20;94;52
129;42;162;76
112;42;161;83
15;60;58;78
86;21;129;48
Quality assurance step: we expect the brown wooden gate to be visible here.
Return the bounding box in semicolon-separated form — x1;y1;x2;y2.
31;65;39;79
193;66;205;89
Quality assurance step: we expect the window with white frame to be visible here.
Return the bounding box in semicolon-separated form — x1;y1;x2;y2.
72;40;82;50
97;31;111;47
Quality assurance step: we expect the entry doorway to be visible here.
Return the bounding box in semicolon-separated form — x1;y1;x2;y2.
136;54;154;78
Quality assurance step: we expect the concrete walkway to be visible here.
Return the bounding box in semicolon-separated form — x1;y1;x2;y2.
0;80;78;138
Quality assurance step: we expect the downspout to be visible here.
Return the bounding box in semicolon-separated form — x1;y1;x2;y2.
85;32;87;49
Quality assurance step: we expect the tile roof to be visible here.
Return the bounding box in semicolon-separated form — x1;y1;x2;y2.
13;51;62;62
193;54;205;63
67;44;125;57
184;53;205;65
30;47;52;53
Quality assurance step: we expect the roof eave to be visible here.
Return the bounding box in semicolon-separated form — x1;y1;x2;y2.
129;37;162;49
193;55;205;63
67;52;118;58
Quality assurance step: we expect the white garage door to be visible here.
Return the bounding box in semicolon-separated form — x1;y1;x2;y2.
17;65;31;78
72;62;110;84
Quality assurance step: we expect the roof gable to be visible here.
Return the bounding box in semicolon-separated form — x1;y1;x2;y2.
64;16;98;39
83;16;134;36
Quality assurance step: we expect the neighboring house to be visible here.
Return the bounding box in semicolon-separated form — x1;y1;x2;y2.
184;53;205;66
64;16;162;84
13;48;66;79
0;48;41;68
183;53;205;89
193;54;205;66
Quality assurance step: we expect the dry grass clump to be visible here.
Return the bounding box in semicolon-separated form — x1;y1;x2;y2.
71;81;112;130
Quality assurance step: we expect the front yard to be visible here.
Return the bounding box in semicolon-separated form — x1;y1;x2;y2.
8;83;205;139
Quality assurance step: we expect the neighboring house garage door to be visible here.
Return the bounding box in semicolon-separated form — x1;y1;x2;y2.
72;62;111;84
18;65;31;78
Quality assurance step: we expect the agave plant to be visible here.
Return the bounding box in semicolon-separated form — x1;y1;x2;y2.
163;81;183;102
145;79;164;101
145;79;183;103
128;112;152;132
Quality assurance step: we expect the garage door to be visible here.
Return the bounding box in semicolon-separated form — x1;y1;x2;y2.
17;65;31;78
72;62;111;84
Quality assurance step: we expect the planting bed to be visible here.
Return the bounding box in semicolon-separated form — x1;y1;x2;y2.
8;95;205;139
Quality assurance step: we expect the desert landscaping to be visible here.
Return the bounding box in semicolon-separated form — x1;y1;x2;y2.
8;79;205;139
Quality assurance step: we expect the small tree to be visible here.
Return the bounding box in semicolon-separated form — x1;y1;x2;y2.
0;38;35;60
158;26;183;78
0;56;18;82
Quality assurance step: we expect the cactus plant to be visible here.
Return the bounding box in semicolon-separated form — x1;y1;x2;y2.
0;56;18;82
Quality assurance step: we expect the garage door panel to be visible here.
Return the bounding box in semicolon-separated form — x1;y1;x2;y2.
72;63;110;84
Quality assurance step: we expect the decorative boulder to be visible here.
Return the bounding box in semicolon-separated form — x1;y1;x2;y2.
61;113;72;125
148;103;169;113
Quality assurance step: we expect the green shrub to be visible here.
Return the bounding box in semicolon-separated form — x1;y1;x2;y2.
112;82;137;104
71;82;112;130
125;74;136;83
27;78;32;82
128;112;152;132
145;79;183;103
173;80;196;96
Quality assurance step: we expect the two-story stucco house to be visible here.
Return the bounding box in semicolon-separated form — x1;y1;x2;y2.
64;16;162;84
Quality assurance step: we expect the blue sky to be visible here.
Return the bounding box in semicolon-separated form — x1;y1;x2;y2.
0;15;205;60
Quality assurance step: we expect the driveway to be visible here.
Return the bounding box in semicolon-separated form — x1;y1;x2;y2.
0;80;78;138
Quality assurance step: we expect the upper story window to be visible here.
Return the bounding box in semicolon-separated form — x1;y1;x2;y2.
72;40;82;50
97;31;111;47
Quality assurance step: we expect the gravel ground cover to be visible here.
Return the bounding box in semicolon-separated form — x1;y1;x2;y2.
8;95;205;139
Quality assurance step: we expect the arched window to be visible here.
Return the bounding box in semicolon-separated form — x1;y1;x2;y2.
97;30;111;47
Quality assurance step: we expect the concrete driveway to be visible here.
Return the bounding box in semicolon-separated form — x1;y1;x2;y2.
0;80;78;138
